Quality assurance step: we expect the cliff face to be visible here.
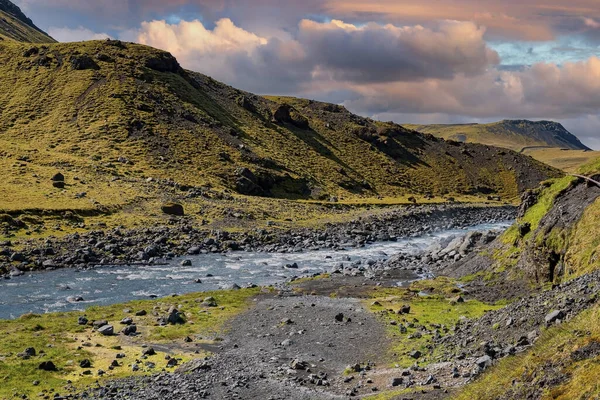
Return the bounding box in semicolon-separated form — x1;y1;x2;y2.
405;119;590;152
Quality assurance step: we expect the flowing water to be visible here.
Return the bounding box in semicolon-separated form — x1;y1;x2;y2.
0;221;511;319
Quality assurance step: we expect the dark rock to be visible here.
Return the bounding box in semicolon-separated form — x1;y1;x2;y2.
545;310;565;324
78;316;88;325
409;350;422;359
51;173;65;182
98;325;114;336
80;359;92;368
518;222;531;237
121;324;137;336
93;320;108;328
476;355;492;369
167;307;185;324
167;358;178;367
70;55;99;70
161;203;184;216
142;347;156;356
39;361;57;371
144;52;181;73
391;377;403;387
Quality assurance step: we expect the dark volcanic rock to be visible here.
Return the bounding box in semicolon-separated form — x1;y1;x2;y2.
161;203;184;216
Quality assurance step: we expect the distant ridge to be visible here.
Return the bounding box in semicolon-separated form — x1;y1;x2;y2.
0;0;55;42
404;119;590;152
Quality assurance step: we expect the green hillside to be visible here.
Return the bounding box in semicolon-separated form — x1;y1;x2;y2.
405;120;598;171
0;38;561;239
0;0;55;43
405;120;590;152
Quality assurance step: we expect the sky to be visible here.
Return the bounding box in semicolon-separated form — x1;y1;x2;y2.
14;0;600;149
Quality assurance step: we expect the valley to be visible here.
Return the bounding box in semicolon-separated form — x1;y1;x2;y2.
1;1;600;399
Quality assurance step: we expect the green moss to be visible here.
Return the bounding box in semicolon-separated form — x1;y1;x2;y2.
0;287;260;399
366;287;502;368
0;39;557;239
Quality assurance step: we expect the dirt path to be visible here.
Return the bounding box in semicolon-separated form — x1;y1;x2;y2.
78;286;395;399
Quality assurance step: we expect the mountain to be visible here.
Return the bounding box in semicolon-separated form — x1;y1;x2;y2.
0;0;55;43
0;39;562;221
405;120;591;152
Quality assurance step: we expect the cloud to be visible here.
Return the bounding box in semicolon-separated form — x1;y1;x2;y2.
341;57;600;120
298;19;499;83
47;26;111;42
323;0;600;40
129;18;498;93
16;0;600;41
583;17;600;29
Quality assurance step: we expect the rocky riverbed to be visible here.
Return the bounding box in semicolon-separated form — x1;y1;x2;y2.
1;204;515;278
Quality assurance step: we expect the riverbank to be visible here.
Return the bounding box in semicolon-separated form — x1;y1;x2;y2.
0;208;517;400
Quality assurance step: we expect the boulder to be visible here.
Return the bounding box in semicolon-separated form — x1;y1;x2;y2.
122;325;137;336
391;377;403;387
167;307;185;324
39;361;58;371
161;203;184;216
51;173;65;182
475;355;492;369
98;325;114;336
409;350;422;359
202;297;218;307
545;310;565;324
70;55;99;70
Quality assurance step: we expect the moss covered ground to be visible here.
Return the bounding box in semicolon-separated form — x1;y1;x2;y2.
366;281;502;368
0;287;261;399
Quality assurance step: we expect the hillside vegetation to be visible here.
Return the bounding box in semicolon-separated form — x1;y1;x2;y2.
405;120;597;171
0;39;559;236
0;0;55;43
447;158;600;399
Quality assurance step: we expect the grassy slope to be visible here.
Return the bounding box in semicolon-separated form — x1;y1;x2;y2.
455;301;600;400
0;2;55;43
522;148;600;173
452;160;600;399
405;121;594;171
366;283;502;368
0;40;559;238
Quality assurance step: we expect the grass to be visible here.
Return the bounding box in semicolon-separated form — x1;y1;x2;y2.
453;302;600;400
522;148;600;173
366;283;502;368
0;287;261;399
501;176;575;245
0;7;55;43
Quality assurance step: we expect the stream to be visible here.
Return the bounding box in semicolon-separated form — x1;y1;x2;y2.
0;221;511;319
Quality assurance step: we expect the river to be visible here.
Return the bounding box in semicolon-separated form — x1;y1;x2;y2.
0;221;511;319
